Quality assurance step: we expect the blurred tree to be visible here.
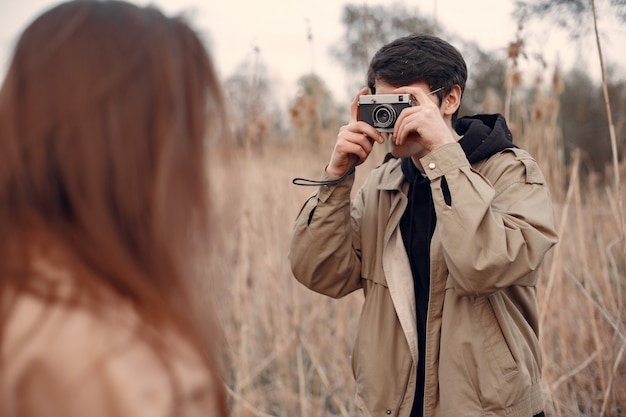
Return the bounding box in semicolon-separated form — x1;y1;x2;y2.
515;0;626;179
330;2;436;94
289;74;345;148
223;48;283;148
560;68;605;169
560;67;626;176
459;44;508;116
514;0;626;38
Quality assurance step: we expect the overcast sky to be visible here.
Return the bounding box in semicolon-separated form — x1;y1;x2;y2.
1;0;624;104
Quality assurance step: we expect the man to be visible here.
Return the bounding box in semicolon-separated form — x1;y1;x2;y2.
289;33;558;417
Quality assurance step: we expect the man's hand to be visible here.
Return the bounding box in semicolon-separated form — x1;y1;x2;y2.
391;87;456;151
326;87;385;178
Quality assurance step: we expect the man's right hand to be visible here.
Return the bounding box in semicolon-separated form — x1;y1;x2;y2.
326;87;385;178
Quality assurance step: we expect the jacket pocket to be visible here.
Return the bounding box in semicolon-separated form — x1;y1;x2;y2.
441;286;536;411
475;297;518;378
443;283;518;378
476;296;518;378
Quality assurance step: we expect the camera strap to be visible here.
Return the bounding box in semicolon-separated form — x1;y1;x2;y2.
292;157;359;187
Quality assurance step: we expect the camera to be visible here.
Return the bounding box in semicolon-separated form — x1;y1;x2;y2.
358;94;414;132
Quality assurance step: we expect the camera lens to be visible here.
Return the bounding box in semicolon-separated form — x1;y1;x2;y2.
372;104;396;128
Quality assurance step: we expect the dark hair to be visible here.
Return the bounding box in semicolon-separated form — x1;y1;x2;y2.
367;33;467;123
0;0;227;413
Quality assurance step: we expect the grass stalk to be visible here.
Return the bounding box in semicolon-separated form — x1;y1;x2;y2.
590;0;625;258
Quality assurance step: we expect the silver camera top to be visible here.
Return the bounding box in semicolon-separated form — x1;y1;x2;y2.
358;93;414;106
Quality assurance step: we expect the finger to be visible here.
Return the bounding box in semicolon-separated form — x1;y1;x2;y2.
350;87;370;124
336;141;369;165
346;129;375;154
340;130;376;161
411;87;432;106
393;86;439;108
357;121;385;144
393;107;418;146
342;121;385;144
397;124;419;146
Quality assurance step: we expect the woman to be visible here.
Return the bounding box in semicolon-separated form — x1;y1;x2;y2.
0;1;228;415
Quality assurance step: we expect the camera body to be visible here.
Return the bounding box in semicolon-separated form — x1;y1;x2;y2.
358;94;414;132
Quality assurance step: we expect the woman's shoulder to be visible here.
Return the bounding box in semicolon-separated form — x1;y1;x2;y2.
1;268;221;417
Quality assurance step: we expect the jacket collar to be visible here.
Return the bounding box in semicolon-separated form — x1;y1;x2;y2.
377;157;405;191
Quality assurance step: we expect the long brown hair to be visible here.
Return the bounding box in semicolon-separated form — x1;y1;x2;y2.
0;0;227;413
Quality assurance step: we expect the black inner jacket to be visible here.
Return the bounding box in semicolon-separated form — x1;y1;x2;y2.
400;114;515;417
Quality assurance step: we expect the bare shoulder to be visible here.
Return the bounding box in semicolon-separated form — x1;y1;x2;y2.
2;288;221;417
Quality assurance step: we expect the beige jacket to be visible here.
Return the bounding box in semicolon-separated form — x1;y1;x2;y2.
290;143;558;417
1;261;222;417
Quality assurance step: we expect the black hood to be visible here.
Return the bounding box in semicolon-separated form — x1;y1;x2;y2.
455;113;515;164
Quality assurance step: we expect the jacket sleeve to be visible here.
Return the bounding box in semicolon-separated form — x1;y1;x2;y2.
288;171;363;299
420;143;558;296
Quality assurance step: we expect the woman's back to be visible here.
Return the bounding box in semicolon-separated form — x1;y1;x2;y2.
0;1;228;415
2;246;220;417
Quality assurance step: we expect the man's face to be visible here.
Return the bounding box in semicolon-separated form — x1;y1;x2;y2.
374;80;443;159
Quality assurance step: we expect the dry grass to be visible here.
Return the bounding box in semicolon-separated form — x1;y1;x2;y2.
204;88;625;415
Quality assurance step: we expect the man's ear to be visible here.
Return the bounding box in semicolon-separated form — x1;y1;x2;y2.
443;84;462;116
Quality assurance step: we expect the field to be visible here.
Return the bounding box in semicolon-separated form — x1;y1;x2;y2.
204;102;626;415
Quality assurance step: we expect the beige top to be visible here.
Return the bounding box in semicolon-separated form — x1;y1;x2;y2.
1;259;223;417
